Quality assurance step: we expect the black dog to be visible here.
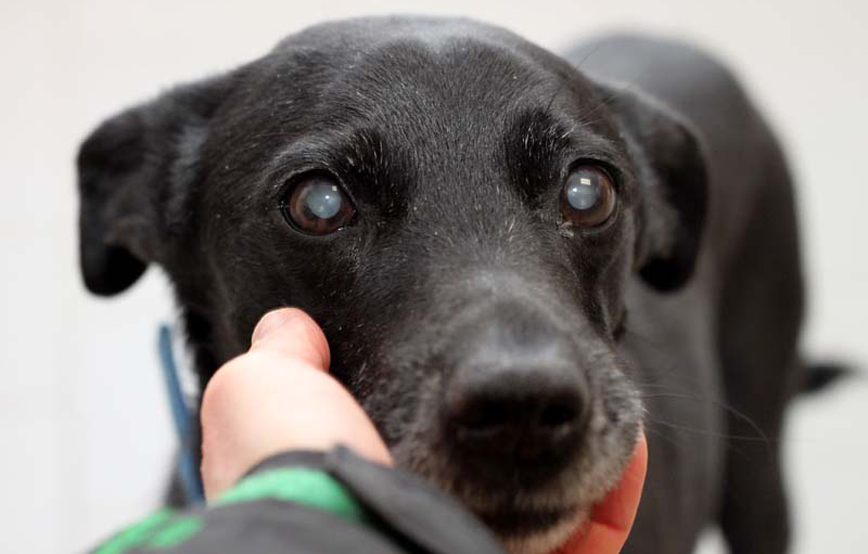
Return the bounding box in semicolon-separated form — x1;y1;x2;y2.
78;17;808;554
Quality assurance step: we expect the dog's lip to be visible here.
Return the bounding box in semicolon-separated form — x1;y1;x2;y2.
475;503;578;536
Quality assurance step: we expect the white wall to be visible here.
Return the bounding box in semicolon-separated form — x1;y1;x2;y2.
1;1;865;552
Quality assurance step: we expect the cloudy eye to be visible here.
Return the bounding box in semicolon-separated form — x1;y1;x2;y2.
560;165;617;227
281;173;355;235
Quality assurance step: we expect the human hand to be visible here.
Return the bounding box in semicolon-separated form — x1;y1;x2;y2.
199;308;392;501
198;307;646;554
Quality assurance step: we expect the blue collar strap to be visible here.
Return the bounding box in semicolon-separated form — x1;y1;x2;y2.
158;324;205;504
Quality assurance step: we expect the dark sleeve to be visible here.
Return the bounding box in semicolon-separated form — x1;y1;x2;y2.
90;446;505;554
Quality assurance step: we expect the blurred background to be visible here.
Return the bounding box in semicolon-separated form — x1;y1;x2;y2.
1;0;865;552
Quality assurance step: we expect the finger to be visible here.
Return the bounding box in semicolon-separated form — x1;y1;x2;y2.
553;432;648;554
250;307;330;371
587;432;648;532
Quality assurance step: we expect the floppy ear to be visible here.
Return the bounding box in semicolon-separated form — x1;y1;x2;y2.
602;85;708;292
77;76;231;295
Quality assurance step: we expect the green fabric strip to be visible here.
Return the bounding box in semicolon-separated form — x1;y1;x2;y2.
146;516;204;549
216;467;368;524
93;510;173;554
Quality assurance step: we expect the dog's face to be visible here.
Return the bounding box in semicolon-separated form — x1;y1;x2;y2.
78;17;706;554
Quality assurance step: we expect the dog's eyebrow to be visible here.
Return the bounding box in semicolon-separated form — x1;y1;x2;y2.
505;108;622;204
266;127;410;216
335;128;411;213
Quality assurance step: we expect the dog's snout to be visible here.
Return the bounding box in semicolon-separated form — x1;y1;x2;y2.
440;302;591;481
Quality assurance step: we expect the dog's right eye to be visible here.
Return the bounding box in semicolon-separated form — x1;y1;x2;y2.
281;174;356;235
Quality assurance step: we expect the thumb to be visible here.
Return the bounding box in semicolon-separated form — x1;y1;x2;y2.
249;307;331;371
201;308;391;500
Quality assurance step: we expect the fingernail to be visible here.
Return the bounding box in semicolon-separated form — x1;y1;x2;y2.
251;309;291;345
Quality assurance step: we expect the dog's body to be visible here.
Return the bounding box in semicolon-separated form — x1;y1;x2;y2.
78;18;804;554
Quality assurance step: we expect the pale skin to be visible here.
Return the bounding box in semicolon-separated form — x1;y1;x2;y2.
200;308;648;554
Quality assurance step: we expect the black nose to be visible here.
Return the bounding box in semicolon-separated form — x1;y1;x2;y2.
445;362;589;465
441;305;591;482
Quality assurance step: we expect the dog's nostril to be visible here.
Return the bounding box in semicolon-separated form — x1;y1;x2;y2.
539;402;577;429
458;399;508;431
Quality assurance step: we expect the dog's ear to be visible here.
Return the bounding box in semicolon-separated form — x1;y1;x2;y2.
601;84;708;292
77;76;231;295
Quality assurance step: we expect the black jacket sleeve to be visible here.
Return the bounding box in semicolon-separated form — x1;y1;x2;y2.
91;446;505;554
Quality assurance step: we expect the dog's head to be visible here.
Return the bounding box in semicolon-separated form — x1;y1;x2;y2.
78;17;706;554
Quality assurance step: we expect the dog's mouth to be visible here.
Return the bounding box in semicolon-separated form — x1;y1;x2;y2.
390;444;593;552
477;504;577;536
392;452;601;554
476;501;589;554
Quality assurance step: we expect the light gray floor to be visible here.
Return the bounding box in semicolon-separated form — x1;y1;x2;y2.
1;1;866;552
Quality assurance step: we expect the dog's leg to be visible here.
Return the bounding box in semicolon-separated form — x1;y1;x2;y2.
717;390;792;554
715;133;804;554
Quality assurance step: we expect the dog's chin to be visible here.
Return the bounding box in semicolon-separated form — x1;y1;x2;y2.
489;506;589;554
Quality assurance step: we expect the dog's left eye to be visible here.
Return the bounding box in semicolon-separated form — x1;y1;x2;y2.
281;174;355;235
559;165;617;227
